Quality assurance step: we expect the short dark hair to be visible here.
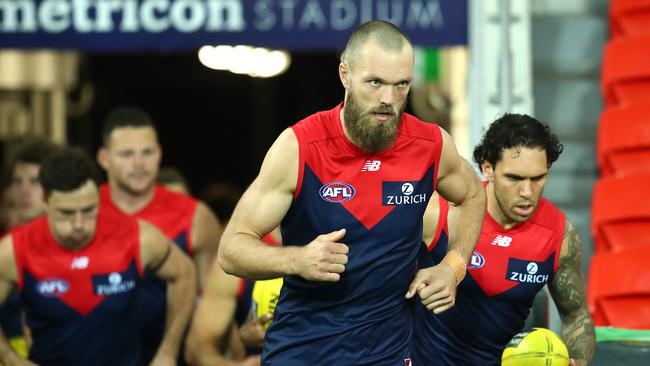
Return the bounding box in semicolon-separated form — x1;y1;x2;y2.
40;147;99;198
473;113;564;170
102;106;157;147
10;136;60;170
341;20;412;69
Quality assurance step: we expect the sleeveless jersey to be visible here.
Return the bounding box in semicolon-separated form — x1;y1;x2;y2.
12;208;143;366
413;194;565;365
262;104;443;365
99;184;197;362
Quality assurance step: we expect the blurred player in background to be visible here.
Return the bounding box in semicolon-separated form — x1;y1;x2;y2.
0;147;196;365
97;106;222;364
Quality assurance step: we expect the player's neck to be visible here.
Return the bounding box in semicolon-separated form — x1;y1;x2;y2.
109;182;156;215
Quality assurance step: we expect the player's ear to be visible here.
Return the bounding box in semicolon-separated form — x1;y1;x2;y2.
481;161;494;181
97;147;109;170
339;62;350;89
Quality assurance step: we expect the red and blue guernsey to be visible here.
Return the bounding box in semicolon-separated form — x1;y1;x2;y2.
262;104;443;365
99;184;197;361
12;207;143;366
413;193;565;365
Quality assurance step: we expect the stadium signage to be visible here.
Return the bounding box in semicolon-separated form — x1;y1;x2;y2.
0;0;467;50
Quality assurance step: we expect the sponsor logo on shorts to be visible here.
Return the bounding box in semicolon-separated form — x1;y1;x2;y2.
319;182;355;202
36;278;69;297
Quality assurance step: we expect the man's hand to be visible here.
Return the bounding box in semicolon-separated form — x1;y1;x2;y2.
239;312;272;350
293;229;348;282
405;263;457;314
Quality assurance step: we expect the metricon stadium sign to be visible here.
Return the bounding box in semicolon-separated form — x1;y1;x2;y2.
0;0;467;50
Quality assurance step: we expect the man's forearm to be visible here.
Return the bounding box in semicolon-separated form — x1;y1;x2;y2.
158;269;197;358
219;232;297;280
562;309;596;365
446;189;486;262
193;248;214;292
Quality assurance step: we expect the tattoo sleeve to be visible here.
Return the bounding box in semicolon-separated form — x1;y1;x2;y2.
549;220;596;365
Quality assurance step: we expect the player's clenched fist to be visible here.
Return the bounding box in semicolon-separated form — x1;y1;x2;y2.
294;229;349;282
405;264;457;314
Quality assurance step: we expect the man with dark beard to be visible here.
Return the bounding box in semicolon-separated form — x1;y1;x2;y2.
218;20;486;365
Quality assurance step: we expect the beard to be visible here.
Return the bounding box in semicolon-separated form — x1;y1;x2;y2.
343;90;404;154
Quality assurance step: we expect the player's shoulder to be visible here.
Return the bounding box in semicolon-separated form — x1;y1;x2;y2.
98;207;140;239
400;113;442;142
291;105;340;143
0;232;14;254
153;185;198;215
137;218;167;244
530;197;566;232
9;217;48;242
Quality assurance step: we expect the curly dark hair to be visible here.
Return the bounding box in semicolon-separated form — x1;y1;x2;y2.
40;147;99;198
472;113;563;170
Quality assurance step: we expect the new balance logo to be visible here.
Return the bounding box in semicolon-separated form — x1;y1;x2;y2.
361;160;381;172
491;235;512;247
70;256;89;270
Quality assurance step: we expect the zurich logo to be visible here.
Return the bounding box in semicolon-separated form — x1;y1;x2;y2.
401;183;414;195
319;182;356;203
109;272;122;285
468;252;485;269
527;262;538;275
36;278;70;297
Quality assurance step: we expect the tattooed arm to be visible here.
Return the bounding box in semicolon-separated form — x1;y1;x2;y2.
548;220;595;366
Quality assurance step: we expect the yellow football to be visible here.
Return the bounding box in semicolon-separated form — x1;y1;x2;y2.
502;327;569;366
252;277;283;330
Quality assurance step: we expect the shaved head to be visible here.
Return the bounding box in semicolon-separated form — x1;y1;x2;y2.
341;20;413;70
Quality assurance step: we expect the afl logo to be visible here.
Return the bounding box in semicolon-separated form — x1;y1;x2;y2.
36;278;70;297
319;182;356;203
401;183;414;195
468;252;485;269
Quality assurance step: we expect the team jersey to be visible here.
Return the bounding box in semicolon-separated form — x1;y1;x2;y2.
262;104;443;365
413;193;566;365
12;208;143;366
99;184;198;362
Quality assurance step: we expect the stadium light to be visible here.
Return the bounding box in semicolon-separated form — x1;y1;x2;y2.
198;45;291;78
